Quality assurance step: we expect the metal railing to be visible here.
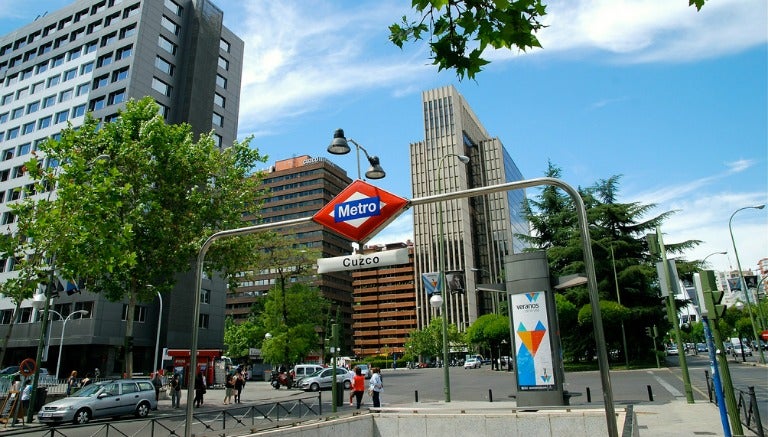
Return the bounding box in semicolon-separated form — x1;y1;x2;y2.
705;370;765;436
0;393;325;437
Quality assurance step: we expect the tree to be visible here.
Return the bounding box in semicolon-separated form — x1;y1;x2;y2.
223;317;264;360
391;1;708;80
404;317;463;363
22;97;268;376
464;313;509;366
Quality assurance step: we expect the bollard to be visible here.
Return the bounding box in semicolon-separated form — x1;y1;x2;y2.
586;387;591;403
647;385;654;401
415;390;419;403
489;389;493;403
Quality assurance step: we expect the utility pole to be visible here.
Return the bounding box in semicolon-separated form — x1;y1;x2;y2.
648;228;694;403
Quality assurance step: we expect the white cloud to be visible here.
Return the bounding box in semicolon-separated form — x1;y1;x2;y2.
726;159;754;174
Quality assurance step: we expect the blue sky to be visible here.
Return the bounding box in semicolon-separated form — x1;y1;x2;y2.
1;0;766;274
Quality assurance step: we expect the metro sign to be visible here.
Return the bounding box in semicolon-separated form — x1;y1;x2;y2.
313;180;409;242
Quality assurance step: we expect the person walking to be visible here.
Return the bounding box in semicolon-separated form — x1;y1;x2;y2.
194;372;205;407
20;380;32;413
369;367;383;408
66;371;78;396
223;373;234;405
151;370;163;402
170;374;181;408
351;366;366;409
234;370;244;403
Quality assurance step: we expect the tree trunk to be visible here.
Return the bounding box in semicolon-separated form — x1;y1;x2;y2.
0;301;22;367
125;289;136;378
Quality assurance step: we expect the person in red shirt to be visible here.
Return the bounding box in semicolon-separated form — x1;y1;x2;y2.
351;366;366;409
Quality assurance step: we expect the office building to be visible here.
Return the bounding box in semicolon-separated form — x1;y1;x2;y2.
233;155;356;357
351;242;416;358
410;85;529;332
0;0;242;376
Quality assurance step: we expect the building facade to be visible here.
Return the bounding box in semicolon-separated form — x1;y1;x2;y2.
232;156;356;356
410;85;529;332
0;0;242;377
351;242;416;358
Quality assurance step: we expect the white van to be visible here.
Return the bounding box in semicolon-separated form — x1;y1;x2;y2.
290;364;324;385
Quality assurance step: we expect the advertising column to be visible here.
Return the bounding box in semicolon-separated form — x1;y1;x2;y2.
506;251;565;407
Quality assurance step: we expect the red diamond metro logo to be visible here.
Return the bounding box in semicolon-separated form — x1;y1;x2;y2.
313;180;409;243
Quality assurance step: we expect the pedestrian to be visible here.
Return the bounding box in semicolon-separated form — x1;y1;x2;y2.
223;373;234;405
194;372;205;407
369;367;383;408
20;380;32;412
151;370;162;402
234;370;244;403
170;374;181;408
351;366;365;409
10;374;20;392
66;370;78;396
79;373;92;388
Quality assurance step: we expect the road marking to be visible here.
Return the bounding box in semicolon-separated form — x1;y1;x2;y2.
646;371;684;398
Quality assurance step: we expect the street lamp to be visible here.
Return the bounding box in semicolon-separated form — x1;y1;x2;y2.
703;251;727;263
54;310;89;379
327;129;385;180
728;204;766;364
435;153;470;402
153;289;163;372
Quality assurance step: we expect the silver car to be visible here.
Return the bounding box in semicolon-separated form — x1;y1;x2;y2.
38;379;157;425
298;367;353;391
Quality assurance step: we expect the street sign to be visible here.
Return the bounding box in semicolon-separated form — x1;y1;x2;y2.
317;247;409;273
761;330;768;342
312;180;408;242
19;358;36;377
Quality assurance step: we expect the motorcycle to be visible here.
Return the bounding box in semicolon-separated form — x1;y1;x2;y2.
270;371;293;389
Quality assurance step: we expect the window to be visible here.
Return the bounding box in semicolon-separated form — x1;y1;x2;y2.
210;94;224;109
0;113;7;124
63;68;77;82
72;104;86;118
212;112;223;127
27;101;40;114
220;38;230;53
9;189;20;201
38;116;52;129
84;40;98;54
198;313;209;329
104;11;120;27
122;305;146;322
81;61;94;75
30;82;44;95
120;23;137;39
11;165;24;178
158;36;176;55
157;103;169;118
97;53;113;68
101;32;117;47
108;89;125;105
0;169;8;181
16;87;28;100
20;68;33;81
124;3;140;18
38;42;52;55
36;62;48;74
165;0;181;15
151;77;171;96
90;97;105;111
11;107;24;120
116;45;132;60
6;127;19;140
68;47;82;61
54;110;69;124
2;148;13;161
213;133;222;147
23;49;36;62
59;88;74;103
160;16;179;35
42;95;55;108
215;74;226;89
22;122;34;135
93;74;109;89
76;83;90;96
0;309;11;323
74;301;93;317
112;67;129;82
18;307;32;323
70;27;85;42
1;94;12;105
51;54;64;67
217;56;229;71
47;75;61;88
201;288;211;304
88;19;104;34
154;56;173;75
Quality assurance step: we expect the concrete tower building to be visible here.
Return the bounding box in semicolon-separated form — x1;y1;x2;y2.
0;0;242;375
410;85;529;332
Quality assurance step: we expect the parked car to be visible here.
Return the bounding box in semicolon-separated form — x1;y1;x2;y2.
463;358;481;369
0;366;19;376
37;379;157;425
731;344;752;357
298;367;353;391
355;364;372;379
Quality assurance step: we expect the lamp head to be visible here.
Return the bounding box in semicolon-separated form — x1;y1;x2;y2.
429;294;443;308
264;332;272;340
756;204;766;210
31;293;47;310
457;155;470;164
365;155;386;179
327;129;351;155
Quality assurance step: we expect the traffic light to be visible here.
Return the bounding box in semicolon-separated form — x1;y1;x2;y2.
645;327;652;337
700;270;726;318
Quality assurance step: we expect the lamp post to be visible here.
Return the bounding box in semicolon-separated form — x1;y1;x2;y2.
327;129;385;180
434;153;470;402
54;310;89;379
728;204;766;364
153;289;163;372
609;245;630;369
703;251;727;264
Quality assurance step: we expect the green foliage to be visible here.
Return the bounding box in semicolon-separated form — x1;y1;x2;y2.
390;0;546;79
19;97;269;374
223;317;265;359
465;313;509;349
404;317;463;361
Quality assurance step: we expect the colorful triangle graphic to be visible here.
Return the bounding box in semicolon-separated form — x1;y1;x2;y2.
517;321;547;356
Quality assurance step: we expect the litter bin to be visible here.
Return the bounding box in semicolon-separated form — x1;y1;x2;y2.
33;387;47;413
335;382;344;407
